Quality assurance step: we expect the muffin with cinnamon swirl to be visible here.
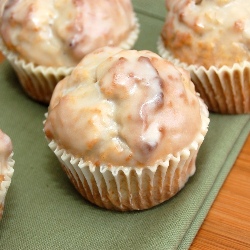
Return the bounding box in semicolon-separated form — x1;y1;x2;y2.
44;47;209;211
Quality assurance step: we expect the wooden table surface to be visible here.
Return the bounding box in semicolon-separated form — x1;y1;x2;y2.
0;52;249;249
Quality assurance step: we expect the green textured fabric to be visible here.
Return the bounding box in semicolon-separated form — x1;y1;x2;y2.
0;1;250;249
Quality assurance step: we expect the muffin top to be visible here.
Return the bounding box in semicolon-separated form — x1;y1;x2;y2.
44;47;204;167
161;0;250;68
0;0;137;67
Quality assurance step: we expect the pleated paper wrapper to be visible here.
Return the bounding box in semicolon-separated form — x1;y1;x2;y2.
44;98;209;211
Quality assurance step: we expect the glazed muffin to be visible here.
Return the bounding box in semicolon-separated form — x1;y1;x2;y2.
0;129;14;219
43;46;209;211
158;0;250;114
0;0;139;103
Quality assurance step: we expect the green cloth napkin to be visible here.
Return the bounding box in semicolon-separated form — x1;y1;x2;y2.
0;1;250;249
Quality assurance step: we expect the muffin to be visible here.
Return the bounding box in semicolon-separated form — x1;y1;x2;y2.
43;46;209;211
0;0;139;104
158;0;250;114
0;129;14;219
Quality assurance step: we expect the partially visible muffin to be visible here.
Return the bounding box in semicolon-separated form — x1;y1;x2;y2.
44;46;209;211
0;0;139;103
0;129;14;219
158;0;250;113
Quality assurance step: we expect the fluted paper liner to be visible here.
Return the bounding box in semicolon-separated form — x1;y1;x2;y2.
0;152;14;219
157;37;250;114
44;98;209;211
0;38;73;104
0;16;140;104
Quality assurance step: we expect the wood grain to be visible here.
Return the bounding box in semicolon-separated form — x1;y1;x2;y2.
0;52;249;249
191;134;250;250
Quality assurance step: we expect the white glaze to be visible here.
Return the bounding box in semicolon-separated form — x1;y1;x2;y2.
162;0;250;68
0;0;137;67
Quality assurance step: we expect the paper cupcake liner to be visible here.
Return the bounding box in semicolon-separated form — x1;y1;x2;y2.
157;37;250;114
44;98;209;211
0;38;73;104
0;152;15;219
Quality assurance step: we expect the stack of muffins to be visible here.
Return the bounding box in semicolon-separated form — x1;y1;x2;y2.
0;0;221;212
